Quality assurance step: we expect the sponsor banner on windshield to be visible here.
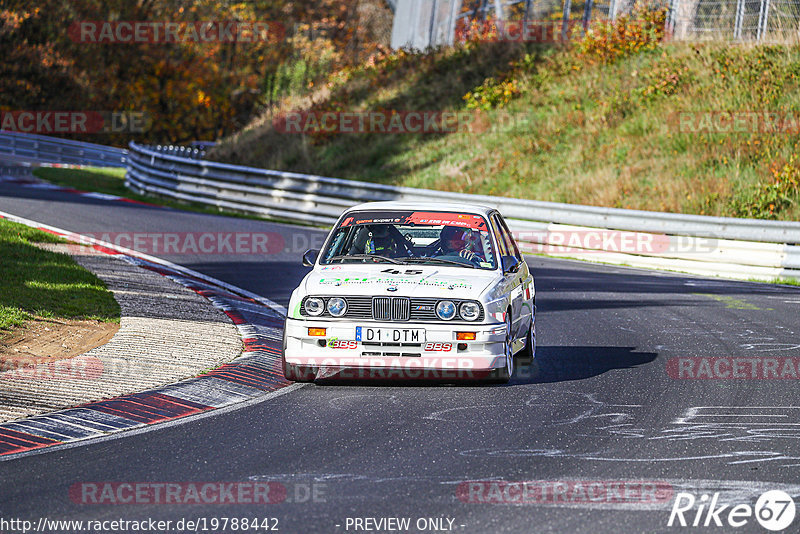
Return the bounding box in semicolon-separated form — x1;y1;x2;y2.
338;211;488;231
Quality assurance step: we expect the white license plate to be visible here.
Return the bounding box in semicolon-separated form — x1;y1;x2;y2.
355;327;425;343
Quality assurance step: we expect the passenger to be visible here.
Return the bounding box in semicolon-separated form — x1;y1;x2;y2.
438;226;483;262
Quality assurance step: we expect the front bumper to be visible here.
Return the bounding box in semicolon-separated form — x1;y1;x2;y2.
283;317;507;376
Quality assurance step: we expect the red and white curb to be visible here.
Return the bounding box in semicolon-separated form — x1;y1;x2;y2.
0;208;293;458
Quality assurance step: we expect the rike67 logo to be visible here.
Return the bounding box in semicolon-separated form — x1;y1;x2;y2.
668;490;796;531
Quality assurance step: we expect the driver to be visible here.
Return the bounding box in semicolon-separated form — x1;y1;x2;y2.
365;225;400;257
439;226;482;262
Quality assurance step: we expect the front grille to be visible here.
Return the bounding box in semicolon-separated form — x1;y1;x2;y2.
373;297;390;320
392;297;410;321
373;297;410;321
300;296;484;322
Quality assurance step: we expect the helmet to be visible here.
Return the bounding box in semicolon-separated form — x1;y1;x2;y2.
371;225;391;238
440;226;470;251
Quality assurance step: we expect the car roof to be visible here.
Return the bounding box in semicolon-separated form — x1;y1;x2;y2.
343;201;497;218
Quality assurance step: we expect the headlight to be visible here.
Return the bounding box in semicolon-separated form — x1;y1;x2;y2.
436;300;456;320
327;297;347;317
304;297;324;316
459;301;480;321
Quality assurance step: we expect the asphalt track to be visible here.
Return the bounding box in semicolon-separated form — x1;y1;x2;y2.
1;181;800;533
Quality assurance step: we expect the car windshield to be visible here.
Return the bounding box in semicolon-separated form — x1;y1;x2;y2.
320;210;497;270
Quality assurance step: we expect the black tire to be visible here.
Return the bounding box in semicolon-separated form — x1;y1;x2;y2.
488;311;514;384
517;318;535;363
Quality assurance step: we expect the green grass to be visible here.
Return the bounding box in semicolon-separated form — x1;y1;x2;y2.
209;32;800;221
0;217;120;335
34;167;130;197
747;276;800;287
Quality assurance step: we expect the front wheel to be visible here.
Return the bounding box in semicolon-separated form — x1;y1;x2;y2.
518;318;535;363
489;313;514;384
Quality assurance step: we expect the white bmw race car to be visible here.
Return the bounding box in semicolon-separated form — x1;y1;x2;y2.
282;201;535;383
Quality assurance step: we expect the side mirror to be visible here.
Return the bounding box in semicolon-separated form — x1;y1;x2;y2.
302;249;319;267
501;255;520;274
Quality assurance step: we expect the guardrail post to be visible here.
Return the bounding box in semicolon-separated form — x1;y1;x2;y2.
561;0;572;41
761;0;771;40
582;0;594;32
756;0;768;40
733;0;744;39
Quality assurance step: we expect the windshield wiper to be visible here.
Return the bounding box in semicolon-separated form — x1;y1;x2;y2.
327;254;404;265
398;257;477;269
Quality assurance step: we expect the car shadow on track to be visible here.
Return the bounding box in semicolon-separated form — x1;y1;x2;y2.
307;346;656;387
511;345;658;385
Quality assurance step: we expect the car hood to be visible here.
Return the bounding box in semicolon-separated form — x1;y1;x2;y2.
303;264;500;299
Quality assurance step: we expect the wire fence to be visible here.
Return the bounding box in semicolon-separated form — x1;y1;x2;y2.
391;0;800;48
672;0;800;40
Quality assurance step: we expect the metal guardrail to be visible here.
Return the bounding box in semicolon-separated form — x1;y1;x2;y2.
126;142;800;242
127;141;800;281
0;130;126;167
1;130;793;281
137;144;207;160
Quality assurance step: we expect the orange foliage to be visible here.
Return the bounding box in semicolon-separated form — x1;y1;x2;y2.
0;0;391;145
